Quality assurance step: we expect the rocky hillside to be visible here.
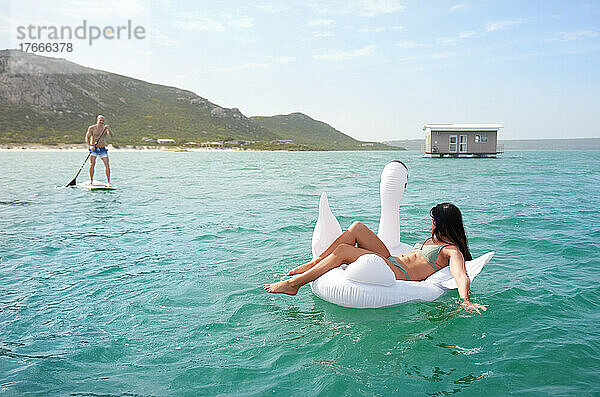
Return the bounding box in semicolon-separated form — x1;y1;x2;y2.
0;50;399;150
0;50;282;145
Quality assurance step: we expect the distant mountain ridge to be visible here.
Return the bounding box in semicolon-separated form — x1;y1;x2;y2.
0;50;397;150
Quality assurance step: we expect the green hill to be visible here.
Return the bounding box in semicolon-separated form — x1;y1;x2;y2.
0;50;399;150
250;112;394;150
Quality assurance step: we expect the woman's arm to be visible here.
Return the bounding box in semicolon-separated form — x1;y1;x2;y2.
448;248;487;314
448;249;470;300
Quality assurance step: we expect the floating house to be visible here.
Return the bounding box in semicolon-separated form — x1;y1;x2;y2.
421;124;504;158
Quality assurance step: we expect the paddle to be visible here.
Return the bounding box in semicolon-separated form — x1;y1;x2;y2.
66;126;108;187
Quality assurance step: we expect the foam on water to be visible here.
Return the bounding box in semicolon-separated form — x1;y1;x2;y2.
0;150;599;395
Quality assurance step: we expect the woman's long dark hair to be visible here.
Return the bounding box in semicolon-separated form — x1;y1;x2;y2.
430;203;472;261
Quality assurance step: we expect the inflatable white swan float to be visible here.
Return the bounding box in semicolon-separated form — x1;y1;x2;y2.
310;161;494;308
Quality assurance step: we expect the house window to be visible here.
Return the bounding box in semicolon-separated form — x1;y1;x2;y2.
475;134;488;143
459;135;467;153
449;135;457;153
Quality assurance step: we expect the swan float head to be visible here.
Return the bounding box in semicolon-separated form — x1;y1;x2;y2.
377;161;411;254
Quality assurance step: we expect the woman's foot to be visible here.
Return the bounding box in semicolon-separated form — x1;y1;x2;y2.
262;280;300;295
287;259;318;276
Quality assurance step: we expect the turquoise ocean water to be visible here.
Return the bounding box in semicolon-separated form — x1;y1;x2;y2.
1;150;599;395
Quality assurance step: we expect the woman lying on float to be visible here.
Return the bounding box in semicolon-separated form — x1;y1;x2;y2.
263;203;488;314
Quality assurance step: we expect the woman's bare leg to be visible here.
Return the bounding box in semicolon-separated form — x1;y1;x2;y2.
287;222;390;275
266;244;374;295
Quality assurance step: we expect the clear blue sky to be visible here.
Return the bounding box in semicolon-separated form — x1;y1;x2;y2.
2;0;599;140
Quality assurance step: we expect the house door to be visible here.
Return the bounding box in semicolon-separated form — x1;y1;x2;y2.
449;135;457;153
459;134;468;153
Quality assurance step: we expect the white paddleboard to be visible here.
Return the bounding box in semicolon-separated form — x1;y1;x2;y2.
81;181;117;190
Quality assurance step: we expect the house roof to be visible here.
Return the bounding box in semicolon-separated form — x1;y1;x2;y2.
423;123;503;132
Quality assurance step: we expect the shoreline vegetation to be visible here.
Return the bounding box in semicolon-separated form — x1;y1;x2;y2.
0;145;219;152
0;143;265;152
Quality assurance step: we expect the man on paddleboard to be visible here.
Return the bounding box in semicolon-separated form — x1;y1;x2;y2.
85;115;113;185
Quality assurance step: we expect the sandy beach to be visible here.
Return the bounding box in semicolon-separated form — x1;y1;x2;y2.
0;144;262;152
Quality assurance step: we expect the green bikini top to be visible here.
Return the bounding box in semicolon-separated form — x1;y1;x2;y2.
413;239;453;270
